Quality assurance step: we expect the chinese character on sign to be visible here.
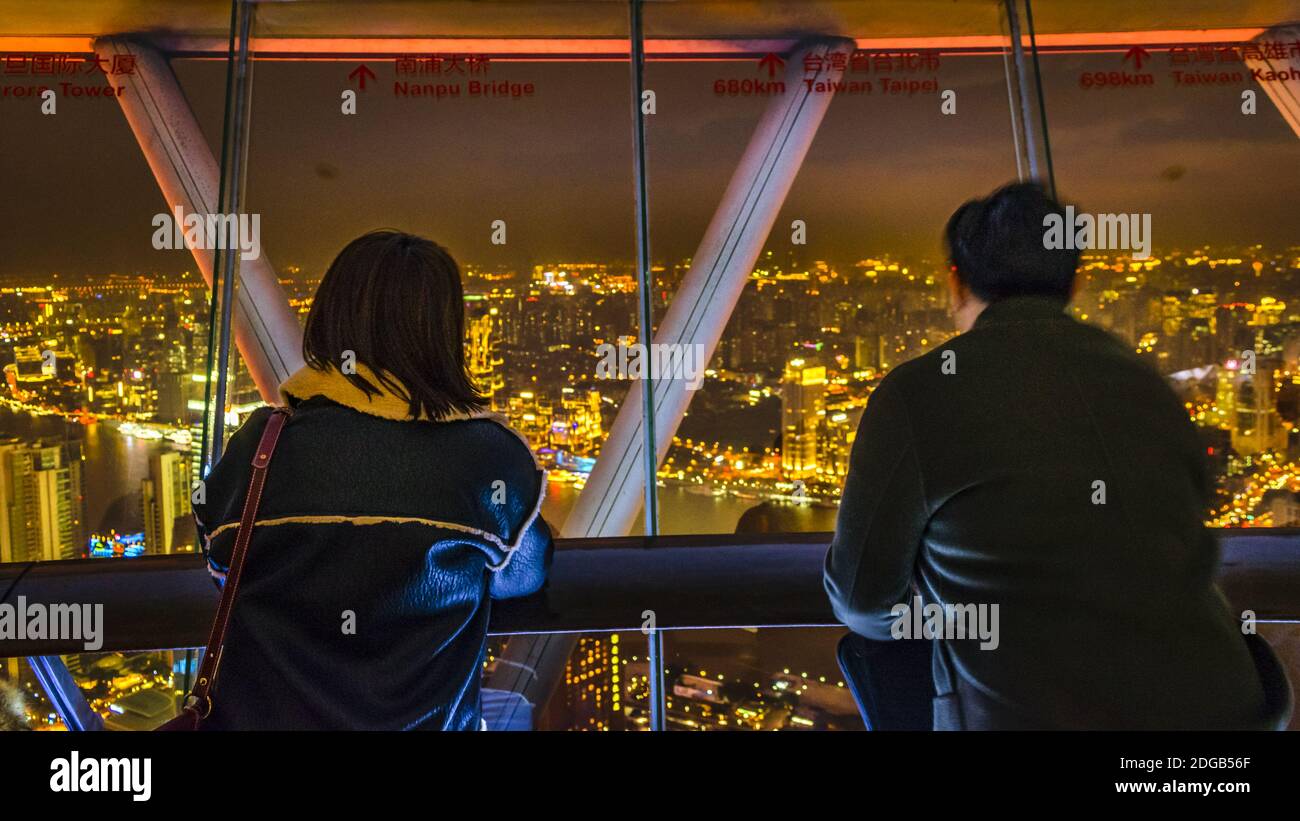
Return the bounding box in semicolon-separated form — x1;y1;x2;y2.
53;53;79;74
1262;41;1290;60
844;48;942;75
1216;45;1242;63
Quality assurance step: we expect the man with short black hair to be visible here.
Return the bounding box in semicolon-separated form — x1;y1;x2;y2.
825;182;1271;729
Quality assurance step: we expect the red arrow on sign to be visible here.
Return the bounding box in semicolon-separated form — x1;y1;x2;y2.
348;63;377;91
1123;46;1151;70
757;53;785;78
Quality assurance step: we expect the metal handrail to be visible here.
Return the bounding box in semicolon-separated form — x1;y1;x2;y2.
2;530;1299;657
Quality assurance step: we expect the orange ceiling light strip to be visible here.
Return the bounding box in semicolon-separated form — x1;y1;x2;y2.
0;28;1273;58
0;37;94;52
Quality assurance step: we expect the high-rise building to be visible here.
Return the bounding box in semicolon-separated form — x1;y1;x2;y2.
468;310;505;408
12;345;50;383
818;405;863;481
155;372;190;423
142;451;192;554
853;328;883;371
0;438;86;563
1232;363;1288;456
781;358;826;480
551;387;603;455
1215;359;1240;428
505;390;551;447
549;634;625;731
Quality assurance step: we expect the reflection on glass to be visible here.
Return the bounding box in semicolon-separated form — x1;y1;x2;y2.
4;650;195;730
489;632;650;731
663;628;861;731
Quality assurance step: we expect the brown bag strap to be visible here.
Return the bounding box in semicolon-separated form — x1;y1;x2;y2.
186;407;291;721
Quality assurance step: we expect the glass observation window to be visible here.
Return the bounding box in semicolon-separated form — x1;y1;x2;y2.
0;37;228;725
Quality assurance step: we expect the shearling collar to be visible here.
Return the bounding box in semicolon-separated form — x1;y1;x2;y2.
279;362;496;424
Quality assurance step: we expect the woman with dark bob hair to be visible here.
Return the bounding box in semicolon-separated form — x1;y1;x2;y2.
191;230;552;730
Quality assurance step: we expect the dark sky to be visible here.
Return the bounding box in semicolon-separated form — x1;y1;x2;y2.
1;50;1296;279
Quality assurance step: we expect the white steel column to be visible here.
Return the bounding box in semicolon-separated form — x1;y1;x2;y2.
96;36;304;404
1248;25;1300;138
562;37;852;540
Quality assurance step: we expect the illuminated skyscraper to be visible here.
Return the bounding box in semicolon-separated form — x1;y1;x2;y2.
1215;359;1240;428
468;311;504;408
0;439;86;563
1250;296;1286;327
505;390;551;447
12;346;45;380
818;405;863;481
551;387;603;456
551;634;625;731
1232;363;1288;456
142;451;192;554
781;358;826;480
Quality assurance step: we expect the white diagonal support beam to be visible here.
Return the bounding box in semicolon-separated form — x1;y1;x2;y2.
96;36;304;404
